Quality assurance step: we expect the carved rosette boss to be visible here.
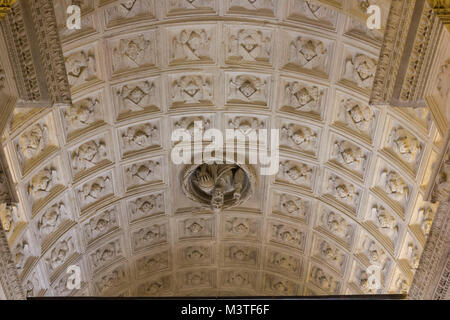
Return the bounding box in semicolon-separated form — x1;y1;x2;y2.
181;162;256;213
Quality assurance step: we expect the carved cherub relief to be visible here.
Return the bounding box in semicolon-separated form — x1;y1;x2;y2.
182;246;210;265
85;208;118;243
37;201;69;239
321;211;353;243
130;193;164;219
379;170;409;203
112;34;155;72
417;207;434;236
387;127;421;164
228;74;267;103
361;238;390;269
48;238;74;272
171;75;212;105
310;266;338;293
96;266;127;294
279;161;313;186
79;175;112;203
223;271;255;289
283;82;322;111
265;274;297;295
278;193;307;218
72;139;108;172
138;276;171;296
281;124;317;152
228;116;264;135
267;251;301;275
183;270;212;288
344;54;377;88
28;167;58;200
65;98;100;131
224;217;258;239
371;205;399;241
17;123;48;163
136;251;169;275
133;224;167;250
227;28;271;63
318;240;344;270
175;117;210;141
172;29;211;62
271;223;304;249
0;204;17;234
122;123;160;151
338;98;374;134
65;50;96;87
126;160;161;185
224;245;258;266
91;240;122;270
116;80;157;113
288;37;328;71
332;140;366;171
394;275;409;294
327;175;360;207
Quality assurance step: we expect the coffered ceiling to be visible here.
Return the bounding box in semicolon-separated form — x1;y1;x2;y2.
0;0;445;297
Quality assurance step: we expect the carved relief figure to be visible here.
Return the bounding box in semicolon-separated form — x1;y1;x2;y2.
184;164;250;213
332;140;366;170
283;82;322;111
288;37;328;71
136;251;169;276
436;59;450;101
271;223;304;249
116;80;157;113
321;211;353;243
223;271;255;289
122;123;160;151
265;274;297;295
175;117;211;141
79;175;112;203
167;0;214;11
228;74;267;104
130;193;164;220
224;245;258;266
418;207;434;236
106;0;154;23
28;167;58;200
172;29;211;62
229;0;275;12
338;98;374;134
388;127;421;163
171;74;212;105
225;217;258;239
17;123;48;162
96;266;127;294
227;28;271;63
267;251;300;275
327;175;360;207
344;54;377;88
14;239;31;271
310;266;338;293
0;204;17;234
138;276;171;296
318;240;344;270
380;170;409;203
183;246;210;265
228;116;264;135
64;98;100;131
281;124;317;152
394;276;409;294
0;68;5;90
91;240;122;270
48;238;73;271
278;193;307;218
112;34;155;72
361;238;390;269
371;205;399;241
406;243;421;269
72;139;108;172
126;160;161;186
65;50;96;87
37;202;69;239
85;208;118;243
183;270;212;288
279;161;313;186
133;223;167;250
180;218;213;239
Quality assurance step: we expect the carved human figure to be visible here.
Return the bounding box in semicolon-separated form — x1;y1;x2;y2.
406;243;421;269
281;124;317;151
72;140;107;172
372;205;399;240
49;239;71;270
327;176;359;205
418;207;434;235
14;240;31;271
191;164;245;212
279;194;306;217
66;98;99;129
131;194;163;218
228;29;271;62
86;209;117;241
284;82;321;111
173;29;210;61
134;224;166;248
280;161;312;185
28;167;58;199
288;37;328;70
388;127;421;163
268;252;299;274
272;224;303;247
380;170;409;202
436;60;450;101
345;54;377;88
340;98;373;133
38;202;68;238
332;140;366;169
80;176;111;202
127;161;161;184
319;240;343;268
363;239;388;268
311;267;337;293
323;211;351;241
18;123;48;161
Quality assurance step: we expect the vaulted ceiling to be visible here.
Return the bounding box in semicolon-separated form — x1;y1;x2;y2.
0;0;445;297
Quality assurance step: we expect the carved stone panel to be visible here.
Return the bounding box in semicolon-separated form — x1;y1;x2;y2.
267;220;306;252
178;244;213;267
225;25;273;66
94;264;129;295
119;119;161;157
131;220;169;252
222;215;261;241
169;73;214;108
323;173;362;214
375;166;412;215
226;72;271;107
124;157;163;191
27;161;63;212
110;31;157;75
135;250;170;278
112;77;161;120
221;270;257;291
279;121;320;157
263;273;299;295
308;265;340;294
312;237;347;274
65;46;99;91
177;216;215;240
341;50;378;92
76;172;114;211
168;26;215;65
226;0;278;17
83;205;120;245
104;0;156;27
44;234;77;277
316;208;355;248
35;196;73;245
276;160;315;191
265;248;302;277
89;238;125;273
165;0;217;16
127;191;165;222
136;274;172;296
177;269;216;291
223;243;259;267
287;0;338;28
271;191;311;223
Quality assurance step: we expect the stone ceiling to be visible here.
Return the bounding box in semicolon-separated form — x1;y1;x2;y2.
0;0;446;297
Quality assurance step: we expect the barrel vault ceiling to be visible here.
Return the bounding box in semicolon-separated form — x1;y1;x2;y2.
0;0;446;297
